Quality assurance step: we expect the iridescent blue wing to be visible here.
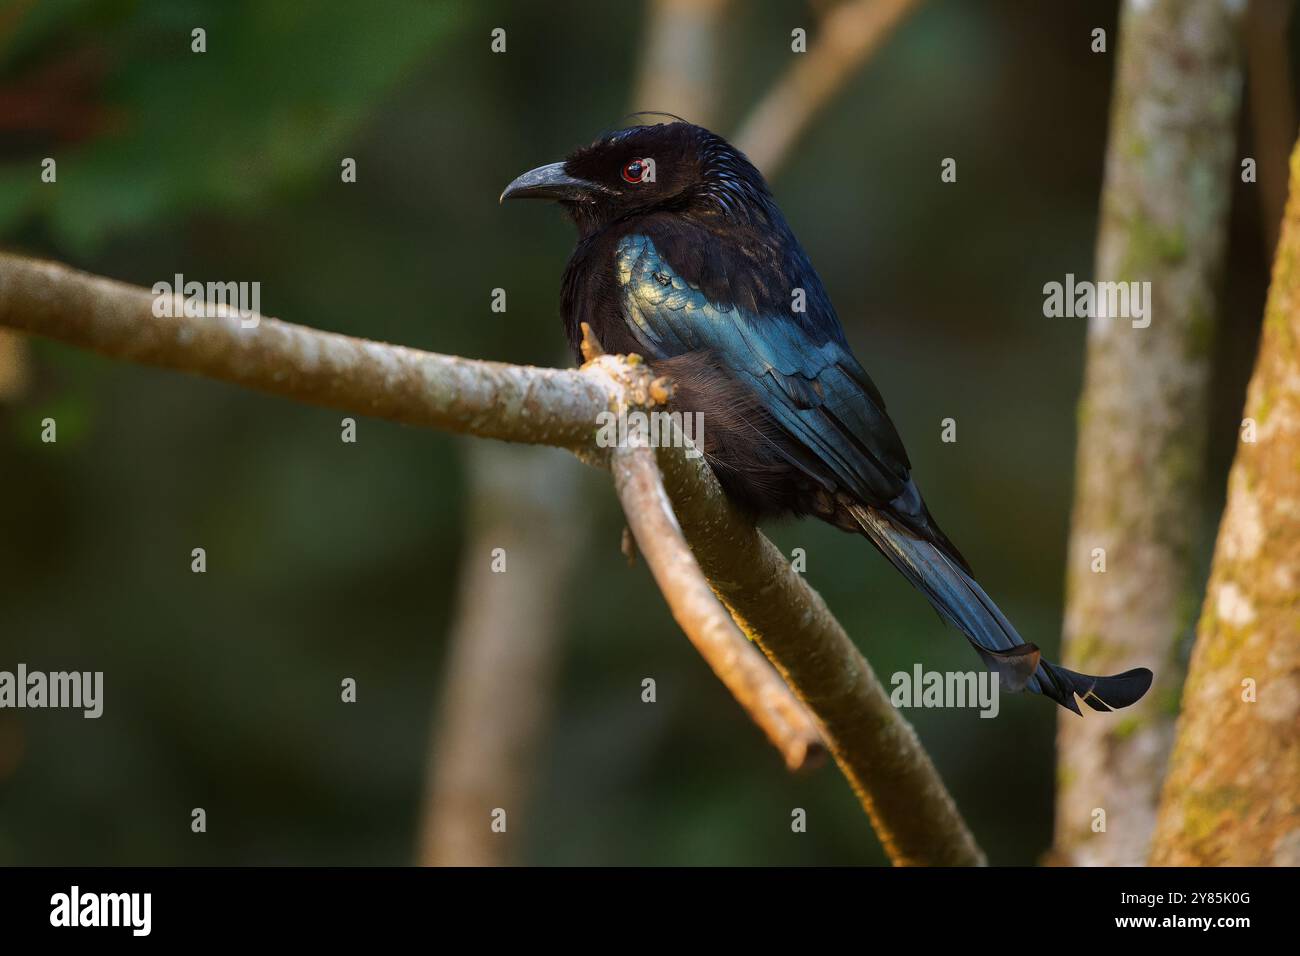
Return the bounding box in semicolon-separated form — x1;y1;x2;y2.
616;230;911;506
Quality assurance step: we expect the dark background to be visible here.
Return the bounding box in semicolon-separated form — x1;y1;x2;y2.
0;0;1279;864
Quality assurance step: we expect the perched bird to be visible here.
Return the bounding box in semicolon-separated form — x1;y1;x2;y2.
501;120;1152;713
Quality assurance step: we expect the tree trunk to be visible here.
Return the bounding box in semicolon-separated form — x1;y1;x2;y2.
418;443;585;866
1053;0;1244;866
1149;138;1300;867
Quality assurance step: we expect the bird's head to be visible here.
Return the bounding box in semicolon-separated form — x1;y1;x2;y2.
500;120;773;236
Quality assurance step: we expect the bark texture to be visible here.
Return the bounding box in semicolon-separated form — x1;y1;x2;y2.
1149;141;1300;867
1053;0;1245;867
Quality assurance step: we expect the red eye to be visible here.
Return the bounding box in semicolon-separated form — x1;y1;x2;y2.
622;159;645;183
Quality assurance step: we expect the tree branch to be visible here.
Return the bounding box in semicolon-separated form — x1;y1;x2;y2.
0;251;982;865
612;441;825;771
732;0;922;174
652;440;985;865
0;256;608;449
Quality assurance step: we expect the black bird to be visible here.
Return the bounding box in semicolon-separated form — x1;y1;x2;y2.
501;120;1152;714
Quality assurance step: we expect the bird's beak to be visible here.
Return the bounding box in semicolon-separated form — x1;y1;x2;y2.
499;162;607;204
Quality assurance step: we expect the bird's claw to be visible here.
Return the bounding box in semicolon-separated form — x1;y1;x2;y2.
579;322;605;363
649;376;674;404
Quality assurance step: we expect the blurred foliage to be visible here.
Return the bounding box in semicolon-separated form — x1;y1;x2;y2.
0;0;458;251
0;0;1276;864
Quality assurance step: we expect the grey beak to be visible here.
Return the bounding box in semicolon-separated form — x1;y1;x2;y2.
499;161;608;204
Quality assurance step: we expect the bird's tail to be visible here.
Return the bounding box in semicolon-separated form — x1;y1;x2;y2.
848;504;1152;714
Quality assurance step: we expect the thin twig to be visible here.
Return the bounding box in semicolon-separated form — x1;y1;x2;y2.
733;0;923;174
613;441;825;771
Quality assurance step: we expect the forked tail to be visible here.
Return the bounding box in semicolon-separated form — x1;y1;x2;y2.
849;504;1153;714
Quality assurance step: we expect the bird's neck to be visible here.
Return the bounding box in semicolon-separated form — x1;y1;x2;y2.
559;224;645;362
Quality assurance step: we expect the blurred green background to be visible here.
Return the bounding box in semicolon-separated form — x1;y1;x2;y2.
0;0;1276;864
